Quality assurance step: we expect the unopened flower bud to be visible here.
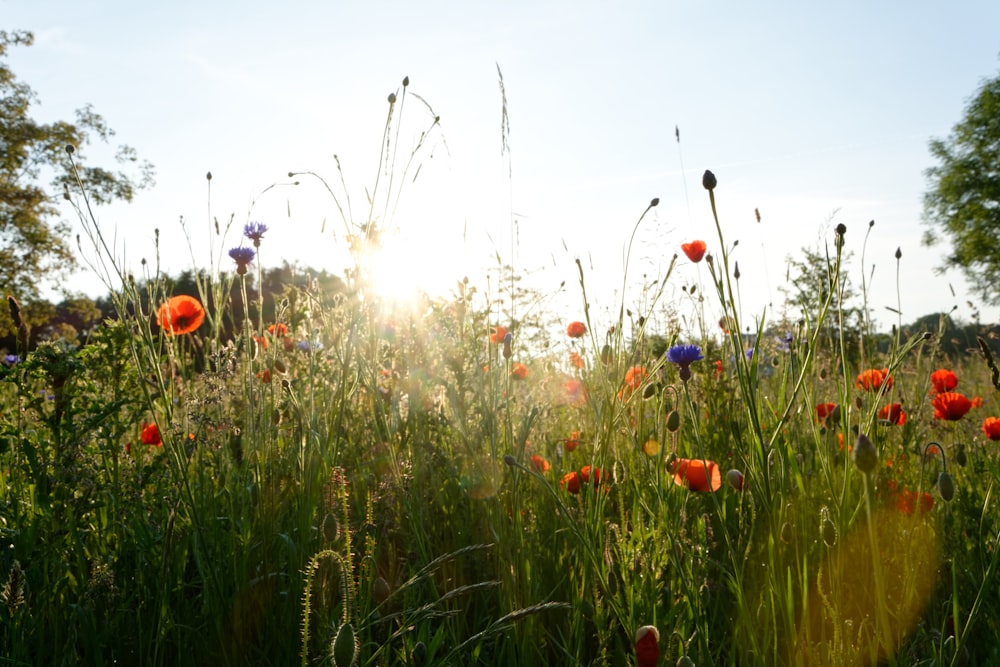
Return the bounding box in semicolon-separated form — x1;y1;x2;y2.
726;469;744;491
388;92;397;104
937;471;955;502
835;223;847;236
702;169;717;191
895;246;902;259
635;625;660;667
666;410;681;433
852;433;877;473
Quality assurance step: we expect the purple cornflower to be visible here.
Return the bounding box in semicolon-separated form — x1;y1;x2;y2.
244;221;268;247
666;344;704;382
229;247;255;276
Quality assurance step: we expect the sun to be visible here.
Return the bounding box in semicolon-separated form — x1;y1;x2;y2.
364;226;468;308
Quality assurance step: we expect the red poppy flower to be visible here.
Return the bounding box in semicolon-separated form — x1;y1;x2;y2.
568;352;585;369
713;359;724;376
855;369;892;392
268;322;289;337
681;240;707;263
564;431;580;453
489;325;508;344
510;363;529;380
983;416;1000;441
930;369;958;394
140;422;162;447
624;366;648;390
560;471;581;493
972;396;984;408
530;455;550;473
563;379;586;405
635;626;660;667
157;295;205;336
815;402;838;425
892;487;934;515
671;458;722;492
878;403;907;425
579;465;602;487
566;321;587;338
932;392;972;421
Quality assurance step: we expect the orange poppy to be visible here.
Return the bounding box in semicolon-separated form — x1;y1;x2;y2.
566;321;587;338
624;366;648;390
681;240;707;263
579;465;603;487
930;369;958;394
568;352;585;369
489;325;508;344
878;403;907;425
140;422;162;447
855;368;892;392
560;470;581;494
268;322;289;337
815;402;838;425
932;392;972;421
564;431;580;453
157;295;205;335
510;363;529;380
983;416;1000;441
671;458;722;492
530;455;550;473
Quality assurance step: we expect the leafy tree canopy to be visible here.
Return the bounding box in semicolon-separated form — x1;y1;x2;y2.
922;67;1000;305
0;29;154;332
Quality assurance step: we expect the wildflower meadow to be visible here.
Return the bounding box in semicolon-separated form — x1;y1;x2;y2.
1;83;999;666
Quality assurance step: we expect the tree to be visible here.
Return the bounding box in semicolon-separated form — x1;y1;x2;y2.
922;68;1000;305
0;30;154;335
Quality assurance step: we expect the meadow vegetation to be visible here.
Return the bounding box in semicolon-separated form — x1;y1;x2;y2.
1;80;999;666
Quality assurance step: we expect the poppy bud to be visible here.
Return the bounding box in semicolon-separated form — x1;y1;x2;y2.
666;410;681;433
503;455;517;467
852;433;877;473
780;521;794;544
702;169;717;191
66;144;75;155
332;622;357;667
650;197;660;207
937;471;955;502
411;641;428;666
402;75;410;87
955;443;967;467
634;625;660;667
895;247;902;260
600;344;612;365
726;469;744;491
387;92;396;104
677;656;696;667
372;576;391;604
821;515;837;547
835;223;847;236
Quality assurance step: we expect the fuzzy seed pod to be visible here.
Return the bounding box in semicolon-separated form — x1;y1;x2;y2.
665;410;681;433
702;169;717;191
332;622;357;667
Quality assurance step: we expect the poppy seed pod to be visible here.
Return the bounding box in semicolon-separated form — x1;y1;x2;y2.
937;471;955;502
702;169;717;191
852;433;878;473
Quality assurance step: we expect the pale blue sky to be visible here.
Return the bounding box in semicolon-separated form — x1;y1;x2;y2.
5;1;1000;332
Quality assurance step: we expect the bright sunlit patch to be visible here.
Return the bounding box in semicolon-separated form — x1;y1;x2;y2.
362;224;469;309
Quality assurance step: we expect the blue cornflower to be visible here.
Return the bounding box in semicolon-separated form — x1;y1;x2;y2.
229;246;255;275
244;221;268;247
3;354;19;366
666;344;704;382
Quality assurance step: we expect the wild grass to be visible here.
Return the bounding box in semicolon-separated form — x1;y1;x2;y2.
1;77;998;666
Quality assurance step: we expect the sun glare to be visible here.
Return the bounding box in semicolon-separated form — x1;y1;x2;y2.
365;227;467;308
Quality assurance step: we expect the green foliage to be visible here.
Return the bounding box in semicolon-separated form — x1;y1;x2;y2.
0;30;154;332
923;68;1000;304
1;77;999;666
